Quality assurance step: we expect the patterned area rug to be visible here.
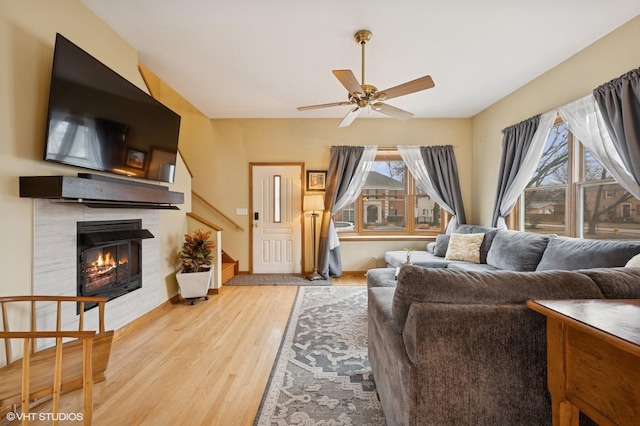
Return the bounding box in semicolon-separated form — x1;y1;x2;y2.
225;273;331;286
254;286;386;425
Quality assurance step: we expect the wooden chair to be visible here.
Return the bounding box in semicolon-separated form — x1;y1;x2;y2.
0;296;114;425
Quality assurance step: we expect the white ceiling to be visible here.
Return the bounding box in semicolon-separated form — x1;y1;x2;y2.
82;0;640;121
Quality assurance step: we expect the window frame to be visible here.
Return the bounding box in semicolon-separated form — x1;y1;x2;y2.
520;114;639;239
335;149;447;240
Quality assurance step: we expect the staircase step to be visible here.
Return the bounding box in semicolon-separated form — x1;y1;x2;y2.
222;261;238;284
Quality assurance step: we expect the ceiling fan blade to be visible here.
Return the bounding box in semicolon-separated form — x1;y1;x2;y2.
372;103;414;121
377;75;434;101
338;107;361;128
297;101;354;111
332;70;363;97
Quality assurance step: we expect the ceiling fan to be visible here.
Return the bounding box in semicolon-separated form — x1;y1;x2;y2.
297;29;435;128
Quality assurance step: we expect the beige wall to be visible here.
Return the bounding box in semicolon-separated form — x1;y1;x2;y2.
0;1;190;305
193;118;472;272
472;15;640;225
2;1;639;285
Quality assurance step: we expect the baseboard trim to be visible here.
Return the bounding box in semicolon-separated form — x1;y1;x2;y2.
238;271;367;277
341;270;368;276
114;298;174;341
114;290;220;340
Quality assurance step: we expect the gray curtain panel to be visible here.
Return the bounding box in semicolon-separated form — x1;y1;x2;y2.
420;145;467;227
491;115;541;228
317;146;365;279
593;67;640;186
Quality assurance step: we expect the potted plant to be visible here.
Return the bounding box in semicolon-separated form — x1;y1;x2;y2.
176;228;214;304
403;248;416;265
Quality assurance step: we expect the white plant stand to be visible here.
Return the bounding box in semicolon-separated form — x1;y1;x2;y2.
176;267;212;305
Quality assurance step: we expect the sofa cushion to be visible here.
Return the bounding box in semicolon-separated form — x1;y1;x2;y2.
486;230;551;271
627;253;640;267
384;250;454;268
455;224;499;263
410;260;452;268
446;262;499;272
426;241;437;254
445;233;485;263
536;237;640;271
391;265;603;334
455;224;499;233
578;267;640;298
400;302;553;425
368;287;399;335
367;286;414;426
433;234;450;257
366;268;398;289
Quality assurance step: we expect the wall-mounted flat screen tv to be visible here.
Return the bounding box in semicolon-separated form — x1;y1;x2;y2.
43;33;181;184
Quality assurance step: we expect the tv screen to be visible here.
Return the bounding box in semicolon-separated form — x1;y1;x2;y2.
43;33;181;183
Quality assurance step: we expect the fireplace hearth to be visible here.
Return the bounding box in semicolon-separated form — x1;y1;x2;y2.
77;219;153;311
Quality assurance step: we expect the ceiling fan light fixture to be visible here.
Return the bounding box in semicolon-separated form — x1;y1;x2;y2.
361;84;377;96
339;107;361;128
357;99;369;108
354;30;372;45
375;93;387;101
296;29;435;127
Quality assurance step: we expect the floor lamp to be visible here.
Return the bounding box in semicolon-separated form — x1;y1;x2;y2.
304;194;324;281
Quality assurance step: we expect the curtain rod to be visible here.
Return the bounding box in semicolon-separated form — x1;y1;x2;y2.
507;65;638;129
329;146;458;151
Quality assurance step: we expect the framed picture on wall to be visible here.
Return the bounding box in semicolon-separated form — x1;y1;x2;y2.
306;170;326;191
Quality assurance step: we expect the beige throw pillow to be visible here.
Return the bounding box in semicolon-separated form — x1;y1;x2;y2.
445;233;486;264
625;253;640;267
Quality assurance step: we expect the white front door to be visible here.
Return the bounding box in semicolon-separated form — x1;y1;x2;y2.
251;164;303;274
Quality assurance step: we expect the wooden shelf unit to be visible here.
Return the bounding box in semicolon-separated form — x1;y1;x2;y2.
20;175;184;209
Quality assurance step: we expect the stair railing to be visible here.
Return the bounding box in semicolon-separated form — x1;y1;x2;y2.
192;191;244;231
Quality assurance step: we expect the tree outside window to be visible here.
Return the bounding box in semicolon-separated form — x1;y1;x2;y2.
333;151;445;236
523;116;640;239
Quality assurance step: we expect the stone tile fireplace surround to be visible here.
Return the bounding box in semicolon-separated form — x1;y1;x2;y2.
33;199;161;333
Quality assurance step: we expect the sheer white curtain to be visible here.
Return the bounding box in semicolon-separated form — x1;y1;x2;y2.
327;145;376;250
47;113;104;168
495;111;556;229
398;146;458;232
558;95;640;200
82;117;105;169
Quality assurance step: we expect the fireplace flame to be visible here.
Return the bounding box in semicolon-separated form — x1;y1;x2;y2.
90;252;127;276
96;252;115;268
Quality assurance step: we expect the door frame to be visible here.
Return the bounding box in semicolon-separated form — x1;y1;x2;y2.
249;162;305;274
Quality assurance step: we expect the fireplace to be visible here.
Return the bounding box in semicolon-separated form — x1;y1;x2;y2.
77;219;154;311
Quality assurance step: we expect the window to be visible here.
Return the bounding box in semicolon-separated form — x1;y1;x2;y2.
49;118;93;163
333;150;445;236
522;116;640;239
523;121;569;236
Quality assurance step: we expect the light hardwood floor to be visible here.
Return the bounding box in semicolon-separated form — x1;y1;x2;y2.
27;274;367;425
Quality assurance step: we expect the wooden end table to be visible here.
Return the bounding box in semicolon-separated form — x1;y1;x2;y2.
526;299;640;426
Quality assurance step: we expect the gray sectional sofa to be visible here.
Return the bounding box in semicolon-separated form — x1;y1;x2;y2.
367;225;640;426
384;224;640;272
